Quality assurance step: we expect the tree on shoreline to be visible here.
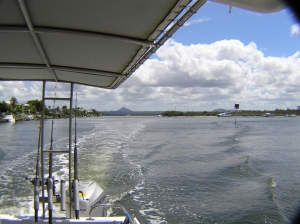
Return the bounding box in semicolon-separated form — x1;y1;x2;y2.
0;101;9;113
9;97;17;110
162;110;184;117
27;99;42;113
1;97;102;117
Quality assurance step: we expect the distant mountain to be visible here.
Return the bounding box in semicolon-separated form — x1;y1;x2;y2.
212;108;236;112
117;107;132;112
212;108;226;112
102;107;163;116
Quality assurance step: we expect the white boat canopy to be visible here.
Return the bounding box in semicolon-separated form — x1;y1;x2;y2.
0;0;206;89
0;0;285;89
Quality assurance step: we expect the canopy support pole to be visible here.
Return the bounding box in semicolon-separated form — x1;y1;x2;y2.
41;81;46;219
68;83;74;218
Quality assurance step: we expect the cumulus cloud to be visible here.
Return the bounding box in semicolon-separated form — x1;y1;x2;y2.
1;39;300;111
124;39;300;110
0;82;42;103
290;24;300;36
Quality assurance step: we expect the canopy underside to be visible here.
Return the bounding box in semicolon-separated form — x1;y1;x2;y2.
0;0;285;89
0;0;207;89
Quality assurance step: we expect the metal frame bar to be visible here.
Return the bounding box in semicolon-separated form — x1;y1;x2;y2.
112;0;207;89
0;26;156;48
43;150;70;153
52;66;125;78
0;63;125;78
44;97;71;101
17;0;58;82
148;0;192;41
0;63;46;69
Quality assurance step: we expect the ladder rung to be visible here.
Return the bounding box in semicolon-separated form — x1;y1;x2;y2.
44;97;71;101
43;150;70;153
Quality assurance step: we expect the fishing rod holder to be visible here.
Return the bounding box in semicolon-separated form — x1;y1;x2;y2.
36;81;75;219
34;82;104;221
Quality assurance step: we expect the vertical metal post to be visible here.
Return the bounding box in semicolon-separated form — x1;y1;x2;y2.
235;109;237;124
234;104;239;124
68;83;74;217
41;81;46;219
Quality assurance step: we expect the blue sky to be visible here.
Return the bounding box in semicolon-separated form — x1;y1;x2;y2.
1;1;300;112
176;2;299;57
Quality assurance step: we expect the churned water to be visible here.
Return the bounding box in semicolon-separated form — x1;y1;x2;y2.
1;116;300;223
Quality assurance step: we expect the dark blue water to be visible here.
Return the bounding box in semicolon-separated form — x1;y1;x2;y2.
0;117;300;223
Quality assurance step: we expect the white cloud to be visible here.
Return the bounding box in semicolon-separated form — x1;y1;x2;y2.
184;18;210;26
290;24;300;36
0;82;42;103
124;39;300;110
1;39;300;111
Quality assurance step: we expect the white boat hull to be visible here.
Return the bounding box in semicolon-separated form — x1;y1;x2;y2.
3;115;16;123
4;119;16;123
217;112;232;117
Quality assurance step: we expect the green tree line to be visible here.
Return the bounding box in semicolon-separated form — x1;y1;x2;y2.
162;109;300;117
0;97;45;115
0;97;101;117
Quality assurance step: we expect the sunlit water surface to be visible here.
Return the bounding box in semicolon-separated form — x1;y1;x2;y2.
0;116;300;223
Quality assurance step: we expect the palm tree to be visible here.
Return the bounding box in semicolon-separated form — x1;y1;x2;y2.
61;105;67;115
9;97;17;110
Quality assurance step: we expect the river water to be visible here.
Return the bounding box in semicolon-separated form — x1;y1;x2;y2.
0;116;300;223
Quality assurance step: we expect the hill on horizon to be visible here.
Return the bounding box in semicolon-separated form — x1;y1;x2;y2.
117;107;132;112
211;108;226;112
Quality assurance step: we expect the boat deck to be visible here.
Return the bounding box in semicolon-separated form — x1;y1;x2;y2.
0;215;141;224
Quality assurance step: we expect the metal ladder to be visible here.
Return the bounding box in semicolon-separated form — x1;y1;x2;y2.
38;81;77;221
